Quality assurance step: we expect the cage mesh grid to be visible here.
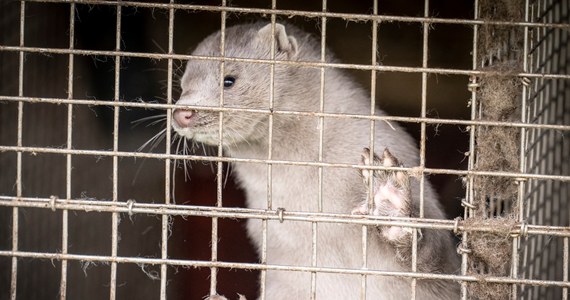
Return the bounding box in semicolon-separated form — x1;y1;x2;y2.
0;0;568;299
519;0;570;299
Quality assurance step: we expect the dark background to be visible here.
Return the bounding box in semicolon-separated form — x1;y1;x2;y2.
0;0;474;299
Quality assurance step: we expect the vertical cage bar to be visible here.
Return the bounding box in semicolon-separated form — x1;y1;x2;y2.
512;0;531;298
60;2;76;299
109;3;122;300
266;7;277;211
461;0;480;298
366;0;379;187
313;0;327;298
521;3;535;292
411;0;431;298
528;12;541;295
362;1;379;299
419;0;430;221
532;7;546;294
211;1;227;296
11;1;26;299
562;237;570;300
261;1;278;298
160;1;175;299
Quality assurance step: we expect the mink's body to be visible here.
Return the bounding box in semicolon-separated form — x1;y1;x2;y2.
172;22;459;299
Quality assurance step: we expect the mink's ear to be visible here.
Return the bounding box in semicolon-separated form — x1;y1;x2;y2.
258;23;298;58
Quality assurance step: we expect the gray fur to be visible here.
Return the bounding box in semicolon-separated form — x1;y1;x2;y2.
173;22;459;299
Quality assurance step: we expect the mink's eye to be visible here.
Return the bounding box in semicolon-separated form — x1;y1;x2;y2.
223;76;236;88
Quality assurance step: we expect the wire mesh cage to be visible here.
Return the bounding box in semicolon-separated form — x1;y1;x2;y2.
465;1;569;299
0;0;568;299
519;0;570;299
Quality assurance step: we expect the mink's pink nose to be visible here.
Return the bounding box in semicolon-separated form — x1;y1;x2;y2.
173;109;195;128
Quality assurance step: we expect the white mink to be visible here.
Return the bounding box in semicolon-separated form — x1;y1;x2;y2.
172;22;460;299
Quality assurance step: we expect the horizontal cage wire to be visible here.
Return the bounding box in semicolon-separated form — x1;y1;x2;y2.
0;0;568;300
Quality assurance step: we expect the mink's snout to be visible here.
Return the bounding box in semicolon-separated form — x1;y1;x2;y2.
173;109;196;128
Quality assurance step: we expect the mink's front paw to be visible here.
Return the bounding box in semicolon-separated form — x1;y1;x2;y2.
353;148;417;249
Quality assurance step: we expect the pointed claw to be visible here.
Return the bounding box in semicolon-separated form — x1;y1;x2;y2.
361;147;385;183
361;147;372;165
361;147;372;183
381;148;399;167
351;203;369;215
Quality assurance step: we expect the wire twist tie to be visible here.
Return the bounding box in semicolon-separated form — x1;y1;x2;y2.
277;207;285;223
49;195;58;212
510;221;529;238
521;77;531;86
457;244;472;255
126;199;136;216
461;199;477;209
453;217;462;235
467;76;480;92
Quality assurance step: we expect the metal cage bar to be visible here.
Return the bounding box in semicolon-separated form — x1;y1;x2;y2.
10;2;26;300
60;2;75;299
109;3;122;299
12;0;570;30
314;0;327;298
160;0;176;298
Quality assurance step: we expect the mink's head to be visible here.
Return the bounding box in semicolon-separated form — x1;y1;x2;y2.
173;22;319;147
